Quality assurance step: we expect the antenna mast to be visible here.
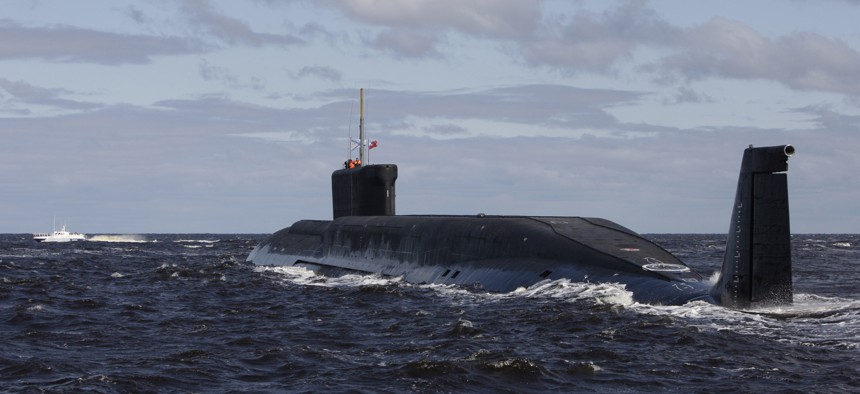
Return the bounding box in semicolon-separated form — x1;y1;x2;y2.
359;88;366;165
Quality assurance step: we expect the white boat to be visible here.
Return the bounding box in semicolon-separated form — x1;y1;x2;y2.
33;225;87;242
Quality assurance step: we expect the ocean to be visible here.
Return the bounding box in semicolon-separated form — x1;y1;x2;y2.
1;233;858;393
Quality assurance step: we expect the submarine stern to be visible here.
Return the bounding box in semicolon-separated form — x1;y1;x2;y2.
712;145;795;309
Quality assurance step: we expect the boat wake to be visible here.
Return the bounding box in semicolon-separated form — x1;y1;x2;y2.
628;294;860;350
256;265;403;289
87;234;152;243
257;264;860;350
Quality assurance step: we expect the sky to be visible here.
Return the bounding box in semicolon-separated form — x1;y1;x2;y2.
2;0;859;234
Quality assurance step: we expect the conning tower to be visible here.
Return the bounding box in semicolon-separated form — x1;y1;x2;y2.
331;164;397;218
331;88;398;219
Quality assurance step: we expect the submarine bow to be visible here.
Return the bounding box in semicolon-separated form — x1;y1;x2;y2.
248;145;795;308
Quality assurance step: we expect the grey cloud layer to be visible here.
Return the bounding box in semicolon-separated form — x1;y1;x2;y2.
329;1;860;95
0;20;203;64
2;0;858;232
2;1;858;95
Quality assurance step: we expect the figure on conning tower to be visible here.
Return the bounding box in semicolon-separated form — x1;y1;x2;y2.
344;158;362;169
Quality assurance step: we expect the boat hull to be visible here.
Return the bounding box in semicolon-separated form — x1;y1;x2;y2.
33;236;87;242
248;215;713;305
33;227;87;242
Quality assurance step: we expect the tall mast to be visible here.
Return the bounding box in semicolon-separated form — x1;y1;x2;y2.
359;88;366;164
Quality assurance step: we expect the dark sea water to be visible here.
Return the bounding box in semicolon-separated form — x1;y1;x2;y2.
1;233;858;393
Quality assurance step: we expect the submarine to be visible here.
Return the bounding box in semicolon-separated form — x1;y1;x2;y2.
248;92;795;309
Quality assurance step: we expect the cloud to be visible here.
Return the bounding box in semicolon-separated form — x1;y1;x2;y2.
347;85;643;136
297;21;352;47
522;4;860;96
659;17;860;95
179;0;303;47
198;60;265;90
325;1;860;96
513;3;860;96
151;95;358;144
0;19;205;64
422;123;468;136
0;78;102;111
124;6;148;24
2;84;857;232
792;104;860;132
663;87;714;105
336;0;539;37
2;0;858;232
332;0;539;58
364;28;442;59
0;0;306;66
519;1;675;73
294;65;343;81
0;78;62;100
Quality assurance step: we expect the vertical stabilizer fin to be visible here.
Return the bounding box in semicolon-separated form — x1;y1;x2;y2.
712;145;795;309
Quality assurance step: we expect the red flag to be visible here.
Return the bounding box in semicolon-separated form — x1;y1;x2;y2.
369;140;379;149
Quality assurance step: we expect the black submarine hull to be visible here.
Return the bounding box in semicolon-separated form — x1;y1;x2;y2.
249;215;712;305
249;144;795;308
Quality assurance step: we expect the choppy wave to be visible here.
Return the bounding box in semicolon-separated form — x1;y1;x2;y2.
3;233;858;392
258;263;860;352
